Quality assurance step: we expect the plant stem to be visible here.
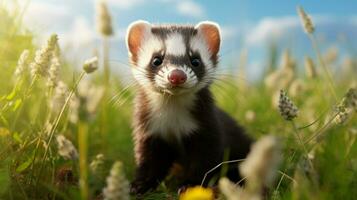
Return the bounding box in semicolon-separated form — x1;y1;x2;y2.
78;121;89;200
103;36;110;87
309;34;338;102
291;121;312;165
37;71;85;183
291;120;318;186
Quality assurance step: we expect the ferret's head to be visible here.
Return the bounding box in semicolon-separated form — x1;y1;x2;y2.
126;20;220;96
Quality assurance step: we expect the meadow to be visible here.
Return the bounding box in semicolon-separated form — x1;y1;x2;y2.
0;3;356;200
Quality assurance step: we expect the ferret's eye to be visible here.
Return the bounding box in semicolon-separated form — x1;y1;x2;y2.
190;58;201;67
152;57;163;67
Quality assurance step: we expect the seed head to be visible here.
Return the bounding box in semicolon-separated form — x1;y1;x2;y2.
289;79;305;98
83;56;98;74
334;107;350;125
304;57;317;78
48;45;61;88
297;6;315;34
343;87;357;111
280;50;295;87
96;1;114;36
90;154;105;174
334;87;357;124
56;135;78;160
240;135;281;192
50;81;68;115
14;49;30;78
219;177;260;200
219;177;243;200
103;161;130;200
278;90;298;120
281;50;295;70
30;34;58;78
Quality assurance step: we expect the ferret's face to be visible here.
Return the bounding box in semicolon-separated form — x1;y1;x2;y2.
126;21;221;95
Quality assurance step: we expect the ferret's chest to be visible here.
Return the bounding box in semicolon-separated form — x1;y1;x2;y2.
146;96;198;139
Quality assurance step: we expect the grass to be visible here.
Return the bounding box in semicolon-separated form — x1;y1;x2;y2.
0;3;357;200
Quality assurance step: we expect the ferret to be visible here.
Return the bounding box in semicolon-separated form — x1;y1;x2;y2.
126;20;253;195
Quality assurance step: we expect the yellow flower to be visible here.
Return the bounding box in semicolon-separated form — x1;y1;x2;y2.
180;186;214;200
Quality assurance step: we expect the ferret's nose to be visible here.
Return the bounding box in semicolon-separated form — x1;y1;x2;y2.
168;69;187;86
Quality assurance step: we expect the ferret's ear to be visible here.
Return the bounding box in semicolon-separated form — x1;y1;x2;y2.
195;21;221;55
126;20;151;60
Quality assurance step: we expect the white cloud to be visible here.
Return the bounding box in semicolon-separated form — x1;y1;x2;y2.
176;1;205;19
220;26;238;41
245;16;300;47
22;1;73;32
60;17;96;47
114;28;127;41
58;16;97;62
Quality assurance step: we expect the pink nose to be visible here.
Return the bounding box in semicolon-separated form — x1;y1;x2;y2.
168;69;187;86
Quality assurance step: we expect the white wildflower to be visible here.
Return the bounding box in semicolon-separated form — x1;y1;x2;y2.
103;161;130;200
240;135;281;192
83;56;98;74
219;177;260;200
47;45;61;88
30;34;58;78
56;134;78;160
14;49;30;78
90;154;105;174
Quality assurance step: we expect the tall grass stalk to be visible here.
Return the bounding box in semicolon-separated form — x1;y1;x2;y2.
78;121;89;200
103;37;110;86
37;71;86;182
308;34;338;101
11;74;39;130
291;120;318;186
100;37;110;140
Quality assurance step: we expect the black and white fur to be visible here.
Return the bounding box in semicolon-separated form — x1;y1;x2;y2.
126;20;253;195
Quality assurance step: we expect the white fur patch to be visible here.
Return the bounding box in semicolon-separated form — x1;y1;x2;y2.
189;35;213;71
133;35;164;89
146;91;198;139
165;33;186;56
137;36;163;69
189;35;216;91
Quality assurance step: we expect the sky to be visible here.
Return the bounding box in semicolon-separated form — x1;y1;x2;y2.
8;0;357;79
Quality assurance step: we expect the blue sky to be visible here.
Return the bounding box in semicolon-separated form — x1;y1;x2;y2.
9;0;357;79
